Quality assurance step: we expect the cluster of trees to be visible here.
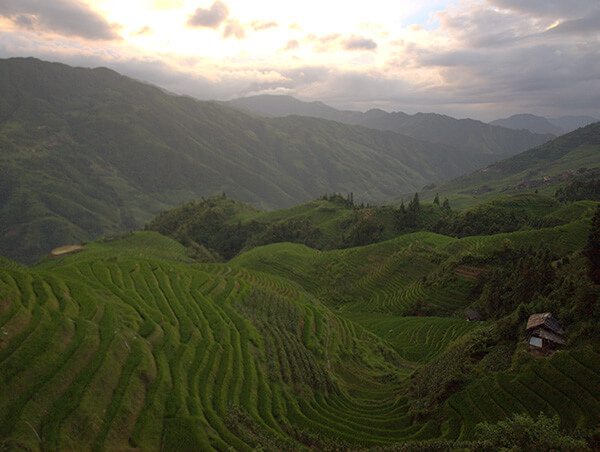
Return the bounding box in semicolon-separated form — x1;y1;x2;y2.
555;175;600;202
432;202;564;238
471;234;600;344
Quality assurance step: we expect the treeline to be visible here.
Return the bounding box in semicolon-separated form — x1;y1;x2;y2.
146;198;322;261
147;193;454;261
555;175;600;202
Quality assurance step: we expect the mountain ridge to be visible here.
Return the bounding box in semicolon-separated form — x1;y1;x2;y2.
0;57;514;263
226;94;554;156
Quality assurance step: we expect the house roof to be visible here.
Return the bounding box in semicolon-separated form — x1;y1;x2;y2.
464;309;483;321
526;312;564;335
531;328;566;345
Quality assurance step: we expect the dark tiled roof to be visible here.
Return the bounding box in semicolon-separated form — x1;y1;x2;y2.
526;312;564;335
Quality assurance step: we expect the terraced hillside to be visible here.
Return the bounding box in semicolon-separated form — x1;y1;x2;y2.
0;232;434;451
418;121;600;209
1;202;599;450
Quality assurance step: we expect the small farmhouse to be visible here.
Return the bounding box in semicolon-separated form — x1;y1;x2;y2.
526;312;565;350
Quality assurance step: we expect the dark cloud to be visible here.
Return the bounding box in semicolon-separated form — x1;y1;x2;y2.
0;0;122;40
186;1;229;29
250;20;278;32
488;0;598;19
344;35;377;51
545;10;600;36
221;19;245;39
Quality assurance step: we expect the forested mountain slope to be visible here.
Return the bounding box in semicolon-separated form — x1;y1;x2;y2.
1;57;506;263
417;121;600;209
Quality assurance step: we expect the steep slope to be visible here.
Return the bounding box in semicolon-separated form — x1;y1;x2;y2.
0;231;418;451
418;121;600;208
0;57;491;263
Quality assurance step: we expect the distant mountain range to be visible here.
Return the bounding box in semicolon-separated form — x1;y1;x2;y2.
1;57;551;263
227;95;554;157
490;113;598;135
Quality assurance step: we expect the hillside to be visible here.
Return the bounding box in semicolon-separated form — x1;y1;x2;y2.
417;121;600;209
227;95;553;157
1;57;509;264
0;196;598;450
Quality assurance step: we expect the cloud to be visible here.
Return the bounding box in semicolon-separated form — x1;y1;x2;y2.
306;33;377;53
132;25;154;37
249;20;278;32
488;0;598;19
282;39;300;51
344;35;377;51
545;10;600;36
288;23;302;31
221;18;245;39
0;0;122;40
186;1;229;29
1;0;598;121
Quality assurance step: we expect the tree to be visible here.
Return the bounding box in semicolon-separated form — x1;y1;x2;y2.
476;412;589;451
433;193;440;205
585;204;600;284
442;198;451;212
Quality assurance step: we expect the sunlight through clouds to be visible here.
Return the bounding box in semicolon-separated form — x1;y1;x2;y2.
0;0;598;120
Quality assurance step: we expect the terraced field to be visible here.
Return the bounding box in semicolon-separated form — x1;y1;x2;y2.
345;314;483;363
0;232;424;451
2;217;599;450
444;348;600;441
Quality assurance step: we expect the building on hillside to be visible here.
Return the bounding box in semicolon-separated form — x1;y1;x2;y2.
464;309;483;322
526;312;565;350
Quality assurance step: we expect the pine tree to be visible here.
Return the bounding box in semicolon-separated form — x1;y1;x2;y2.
433;193;440;205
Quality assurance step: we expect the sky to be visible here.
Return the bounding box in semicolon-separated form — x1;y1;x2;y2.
0;0;599;121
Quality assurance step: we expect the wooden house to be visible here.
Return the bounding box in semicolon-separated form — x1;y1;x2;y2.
526;312;565;350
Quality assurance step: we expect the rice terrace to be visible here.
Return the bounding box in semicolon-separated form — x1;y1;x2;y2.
0;54;600;451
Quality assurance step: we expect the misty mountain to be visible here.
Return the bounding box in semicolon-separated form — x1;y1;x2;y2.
227;95;554;157
490;113;599;135
0;57;500;263
489;113;565;136
549;115;599;133
226;94;378;124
